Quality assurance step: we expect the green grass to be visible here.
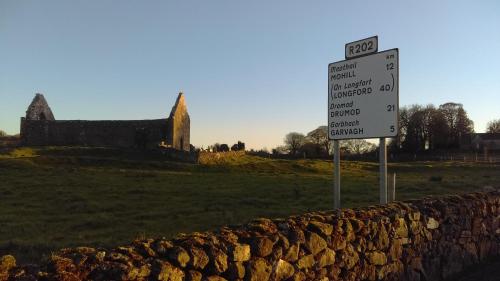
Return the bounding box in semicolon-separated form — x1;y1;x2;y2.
0;147;499;263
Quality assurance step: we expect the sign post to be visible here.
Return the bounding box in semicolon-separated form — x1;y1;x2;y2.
328;36;398;208
333;139;340;209
379;137;387;204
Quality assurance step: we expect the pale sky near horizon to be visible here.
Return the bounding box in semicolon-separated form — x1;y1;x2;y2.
1;0;499;149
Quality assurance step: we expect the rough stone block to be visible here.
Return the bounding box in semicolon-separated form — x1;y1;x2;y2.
229;244;251;262
245;258;271;281
367;251;387;265
297;255;315;269
304;232;327;255
251;237;274;257
272;259;295;280
316;248;335;268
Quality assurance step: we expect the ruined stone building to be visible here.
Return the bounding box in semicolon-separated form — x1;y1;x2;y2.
20;92;190;150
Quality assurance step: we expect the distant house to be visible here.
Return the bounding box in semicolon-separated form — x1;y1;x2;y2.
461;133;500;151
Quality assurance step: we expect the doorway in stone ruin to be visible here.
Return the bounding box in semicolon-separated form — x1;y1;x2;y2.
39;112;46;120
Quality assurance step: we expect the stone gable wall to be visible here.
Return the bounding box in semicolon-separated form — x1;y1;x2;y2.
20;118;168;148
25;93;55;121
167;93;190;151
1;191;499;281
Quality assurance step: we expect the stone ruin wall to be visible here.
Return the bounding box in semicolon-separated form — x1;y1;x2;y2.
1;191;499;281
21;118;168;148
166;93;190;151
167;115;190;152
20;92;190;150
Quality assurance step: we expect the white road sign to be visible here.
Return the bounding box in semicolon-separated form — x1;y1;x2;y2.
328;49;399;140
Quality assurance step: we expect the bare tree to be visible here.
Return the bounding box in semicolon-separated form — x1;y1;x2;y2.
306;126;331;156
272;145;288;155
284;132;305;155
341;139;376;155
0;130;6;137
486;119;500;133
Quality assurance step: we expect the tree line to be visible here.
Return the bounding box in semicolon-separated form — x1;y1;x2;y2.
278;127;376;157
392;102;474;153
277;102;500;157
206;141;246;152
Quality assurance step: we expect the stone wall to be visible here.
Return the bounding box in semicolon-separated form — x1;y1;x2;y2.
20;119;168;148
1;191;499;281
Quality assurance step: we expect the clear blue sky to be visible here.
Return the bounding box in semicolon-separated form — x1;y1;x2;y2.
1;0;499;149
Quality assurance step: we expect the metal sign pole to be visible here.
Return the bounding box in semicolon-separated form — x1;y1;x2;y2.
379;137;387;204
333;140;341;209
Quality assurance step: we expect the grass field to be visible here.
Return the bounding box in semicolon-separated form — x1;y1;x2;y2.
0;146;499;263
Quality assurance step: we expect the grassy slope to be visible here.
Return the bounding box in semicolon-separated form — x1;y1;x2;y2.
0;147;499;263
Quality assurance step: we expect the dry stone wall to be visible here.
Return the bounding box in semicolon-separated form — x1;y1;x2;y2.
1;191;499;281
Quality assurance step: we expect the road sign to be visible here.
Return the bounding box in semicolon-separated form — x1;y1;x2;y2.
328;49;399;140
345;36;378;59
